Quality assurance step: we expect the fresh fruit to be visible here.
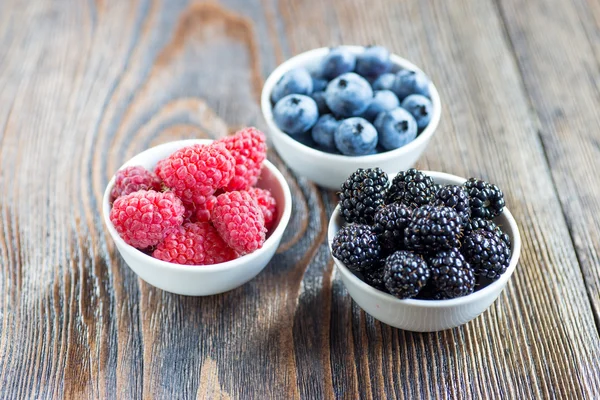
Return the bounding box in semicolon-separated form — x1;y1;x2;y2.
383;250;430;299
312;77;328;92
334;117;378;156
311;114;340;152
273;94;319;135
462;230;511;280
249;187;278;231
320;47;356;79
271;68;313;103
310;91;329;114
362;90;400;121
401;94;433;130
152;222;237;265
373;203;413;250
211;191;266;255
463;178;505;219
386;168;436;206
217;127;267;191
464;218;511;248
363;266;387;292
404;205;463;252
434;185;471;227
392;69;431;100
155;143;235;209
332;224;381;272
374;107;417;150
325;72;373;117
339;167;388;225
109;190;185;249
355;46;390;78
428;249;475;298
372;73;396;91
110;165;162;202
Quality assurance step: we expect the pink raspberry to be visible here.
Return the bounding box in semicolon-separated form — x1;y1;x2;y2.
193;195;217;222
109;190;185;249
152;222;237;265
155;143;235;209
216;127;267;191
110;166;162;202
211;191;266;255
248;188;277;231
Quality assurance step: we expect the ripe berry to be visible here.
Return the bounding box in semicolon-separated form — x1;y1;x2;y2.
110;166;162;202
383;250;430;299
386;169;435;207
462;230;511;280
463;178;505;220
373;203;413;250
404;205;463;252
248;187;278;231
339;168;388;225
434;185;471;227
216;127;267;191
332;224;381;272
428;249;475;298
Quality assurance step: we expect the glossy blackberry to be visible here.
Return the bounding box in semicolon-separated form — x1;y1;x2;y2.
363;266;387;292
464;218;511;248
332;224;381;272
462;230;511;280
434;185;470;227
464;178;505;219
428;249;475;298
416;284;448;300
383;250;430;299
386;169;435;207
373;203;413;250
404;205;463;252
339;168;389;224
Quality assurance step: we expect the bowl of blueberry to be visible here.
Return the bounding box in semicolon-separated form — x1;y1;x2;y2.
327;168;521;332
261;45;441;190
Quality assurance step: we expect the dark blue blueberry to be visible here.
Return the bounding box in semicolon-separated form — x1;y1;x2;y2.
355;46;391;78
392;69;431;100
310;91;330;114
271;68;313;104
401;94;433;130
294;131;318;148
312;77;328;92
273;94;319;136
325;72;373;117
372;73;396;91
334;117;378;156
320;47;356;79
374;107;417;150
361;90;400;121
311;114;340;152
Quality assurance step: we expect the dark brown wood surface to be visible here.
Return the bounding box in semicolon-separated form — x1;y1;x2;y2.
0;0;599;398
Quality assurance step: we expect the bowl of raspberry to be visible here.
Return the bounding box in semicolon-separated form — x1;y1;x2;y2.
327;168;521;332
261;45;441;190
102;128;292;296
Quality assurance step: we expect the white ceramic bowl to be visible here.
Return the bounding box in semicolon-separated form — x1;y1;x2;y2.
327;171;521;332
261;46;442;190
102;139;292;296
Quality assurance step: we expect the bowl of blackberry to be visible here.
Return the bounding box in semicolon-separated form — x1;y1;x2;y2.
327;168;521;332
261;45;441;190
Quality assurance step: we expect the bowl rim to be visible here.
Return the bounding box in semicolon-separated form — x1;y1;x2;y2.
327;170;522;308
102;139;293;272
260;45;442;161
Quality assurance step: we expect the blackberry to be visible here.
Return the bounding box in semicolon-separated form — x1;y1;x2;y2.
363;266;387;292
332;224;381;272
404;205;463;252
339;168;388;224
383;251;430;299
386;169;435;207
416;284;448;300
434;185;470;227
373;203;413;250
464;218;511;248
462;230;511;280
464;178;505;219
428;249;475;298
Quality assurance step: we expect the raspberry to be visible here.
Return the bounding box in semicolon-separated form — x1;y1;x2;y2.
211;191;266;255
248;188;277;231
152;222;237;265
109;190;185;249
110;166;162;202
155;143;235;209
216;127;267;191
193;196;217;222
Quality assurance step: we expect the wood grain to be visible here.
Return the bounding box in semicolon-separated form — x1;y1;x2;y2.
0;0;598;398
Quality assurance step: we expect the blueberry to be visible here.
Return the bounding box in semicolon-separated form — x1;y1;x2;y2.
355;46;391;78
362;90;399;121
294;131;318;148
311;114;340;152
310;91;330;114
374;107;417;150
392;69;431;100
334;117;378;156
325;72;373;117
401;94;433;130
312;77;328;92
372;73;396;91
271;68;313;103
273;94;319;136
320;47;357;79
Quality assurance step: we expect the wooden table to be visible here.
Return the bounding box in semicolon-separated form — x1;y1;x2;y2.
1;0;600;398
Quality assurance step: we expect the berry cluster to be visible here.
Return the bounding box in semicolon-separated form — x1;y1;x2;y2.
270;46;434;156
332;168;510;300
109;128;278;265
